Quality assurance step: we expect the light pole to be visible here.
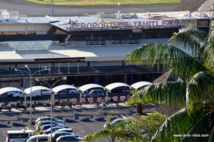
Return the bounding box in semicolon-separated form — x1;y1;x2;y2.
36;77;67;140
93;104;113;134
75;104;113;142
51;0;54;16
15;65;50;128
92;104;113;142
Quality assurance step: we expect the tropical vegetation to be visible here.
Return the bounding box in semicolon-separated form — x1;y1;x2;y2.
125;27;214;142
83;112;166;142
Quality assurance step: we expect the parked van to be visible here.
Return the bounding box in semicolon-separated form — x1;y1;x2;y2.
26;135;49;142
6;129;35;142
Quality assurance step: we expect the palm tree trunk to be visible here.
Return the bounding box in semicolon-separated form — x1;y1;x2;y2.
111;136;115;142
136;103;143;115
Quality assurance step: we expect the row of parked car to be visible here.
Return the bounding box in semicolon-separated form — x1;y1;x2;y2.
6;88;106;99
6;86;132;99
6;116;82;142
6;88;79;99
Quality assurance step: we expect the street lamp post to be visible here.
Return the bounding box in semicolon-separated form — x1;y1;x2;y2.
36;77;66;140
93;104;113;135
75;104;113;131
15;65;50;128
92;104;113;142
51;0;54;16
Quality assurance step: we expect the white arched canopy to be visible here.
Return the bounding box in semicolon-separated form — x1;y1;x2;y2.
52;84;78;94
78;84;104;102
131;81;152;90
0;87;24;95
105;82;130;92
24;86;51;94
79;83;104;92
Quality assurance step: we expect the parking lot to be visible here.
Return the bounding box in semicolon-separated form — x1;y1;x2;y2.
0;103;155;142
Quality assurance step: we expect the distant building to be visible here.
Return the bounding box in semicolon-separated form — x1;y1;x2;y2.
0;10;211;87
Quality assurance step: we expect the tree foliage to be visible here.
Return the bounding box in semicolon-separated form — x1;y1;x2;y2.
125;27;214;142
83;113;166;142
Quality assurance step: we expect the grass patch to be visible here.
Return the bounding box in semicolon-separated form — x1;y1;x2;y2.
27;0;181;6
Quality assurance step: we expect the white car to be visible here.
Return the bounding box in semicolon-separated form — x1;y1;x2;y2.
54;128;75;134
43;126;63;135
36;121;65;131
11;91;41;99
6;130;36;142
56;135;82;142
6;87;25;97
35;116;65;124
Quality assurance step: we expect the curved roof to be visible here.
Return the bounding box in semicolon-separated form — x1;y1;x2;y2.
79;83;104;92
24;86;51;94
0;87;24;95
52;84;78;94
105;82;130;92
131;81;152;90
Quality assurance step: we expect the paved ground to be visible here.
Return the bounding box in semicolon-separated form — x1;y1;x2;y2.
0;0;180;16
0;103;155;142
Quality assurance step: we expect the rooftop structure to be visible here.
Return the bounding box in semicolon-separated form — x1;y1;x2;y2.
0;10;211;87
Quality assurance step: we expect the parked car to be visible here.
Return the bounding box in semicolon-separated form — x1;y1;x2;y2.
6;91;18;97
103;118;127;128
48;131;73;142
6;130;36;142
26;135;49;142
111;86;132;93
83;89;104;98
56;135;82;142
11;90;42;99
7;87;26;97
68;89;79;95
41;90;53;95
35;116;65;124
43;126;63;135
41;124;59;133
54;128;75;134
36;121;65;131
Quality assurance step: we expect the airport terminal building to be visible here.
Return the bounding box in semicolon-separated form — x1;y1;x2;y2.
0;9;211;87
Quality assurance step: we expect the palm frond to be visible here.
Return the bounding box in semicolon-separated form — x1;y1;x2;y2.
186;72;214;112
151;106;214;142
203;30;214;71
182;111;214;142
151;108;192;142
208;126;214;142
127;82;186;107
169;28;207;56
82;130;111;141
125;43;207;79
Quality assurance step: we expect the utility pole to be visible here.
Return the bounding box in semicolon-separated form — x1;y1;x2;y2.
51;0;54;16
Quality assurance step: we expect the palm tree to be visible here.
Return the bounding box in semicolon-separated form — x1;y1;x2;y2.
83;113;166;142
125;27;214;142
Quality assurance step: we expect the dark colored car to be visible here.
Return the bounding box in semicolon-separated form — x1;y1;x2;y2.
48;131;72;142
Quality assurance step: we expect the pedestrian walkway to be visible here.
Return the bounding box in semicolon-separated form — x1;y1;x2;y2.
0;102;131;114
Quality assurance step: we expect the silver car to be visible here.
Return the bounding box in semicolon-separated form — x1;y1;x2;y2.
83;89;104;98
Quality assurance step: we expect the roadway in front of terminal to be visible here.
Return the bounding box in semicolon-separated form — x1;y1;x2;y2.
0;0;180;16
